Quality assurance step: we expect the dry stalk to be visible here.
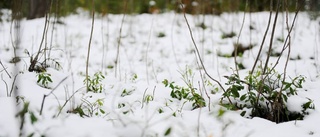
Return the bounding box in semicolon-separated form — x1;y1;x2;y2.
263;0;280;75
40;76;68;115
234;0;248;76
180;3;232;104
115;1;128;79
85;0;95;92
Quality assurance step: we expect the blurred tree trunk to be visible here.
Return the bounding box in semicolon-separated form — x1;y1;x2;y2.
27;0;50;19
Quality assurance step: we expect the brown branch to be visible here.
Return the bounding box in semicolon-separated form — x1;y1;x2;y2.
85;0;95;92
263;0;281;75
180;3;232;104
40;76;68;115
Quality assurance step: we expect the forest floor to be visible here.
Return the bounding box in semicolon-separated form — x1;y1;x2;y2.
0;10;320;137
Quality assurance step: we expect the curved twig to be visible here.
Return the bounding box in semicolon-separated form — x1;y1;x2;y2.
180;3;232;104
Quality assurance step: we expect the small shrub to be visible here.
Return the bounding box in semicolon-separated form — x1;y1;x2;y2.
69;98;106;117
162;79;206;109
84;72;105;93
221;69;315;123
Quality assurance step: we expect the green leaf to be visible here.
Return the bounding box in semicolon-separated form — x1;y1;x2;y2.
231;87;240;98
158;108;163;113
218;108;226;117
282;93;288;102
27;133;34;137
97;99;103;106
164;127;172;136
240;94;247;101
283;83;291;91
37;77;41;83
240;111;246;116
99;109;105;114
30;112;38;124
162;79;169;87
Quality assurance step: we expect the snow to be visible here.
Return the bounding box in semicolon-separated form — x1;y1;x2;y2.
1;9;320;137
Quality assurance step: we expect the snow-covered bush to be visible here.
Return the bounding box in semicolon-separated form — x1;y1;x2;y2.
221;69;315;123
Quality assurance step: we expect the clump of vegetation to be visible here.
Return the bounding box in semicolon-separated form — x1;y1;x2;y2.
157;32;166;38
68;98;106;117
83;72;105;93
162;68;207;109
37;72;53;89
220;68;315;123
163;79;206;109
221;31;236;39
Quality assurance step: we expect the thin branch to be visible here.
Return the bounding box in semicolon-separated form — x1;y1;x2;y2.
85;0;95;92
1;74;9;96
40;76;68;115
234;0;248;76
9;74;19;97
146;16;154;85
28;13;50;72
180;3;232;104
263;0;281;75
115;1;128;79
0;60;11;78
269;5;301;73
56;87;82;116
251;1;273;74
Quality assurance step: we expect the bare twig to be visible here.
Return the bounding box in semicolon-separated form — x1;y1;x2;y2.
56;86;82;116
234;0;248;76
274;0;300;123
9;74;19;97
141;88;148;109
40;76;68;115
170;13;181;70
1;74;9;96
251;1;273;74
115;1;128;79
263;0;280;75
29;13;50;72
0;60;11;78
146;15;154;85
180;3;232;104
85;0;95;92
269;5;301;73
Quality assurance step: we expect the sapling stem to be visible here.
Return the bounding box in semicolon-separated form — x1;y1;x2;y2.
115;1;128;79
40;76;68;115
180;3;232;104
85;0;95;92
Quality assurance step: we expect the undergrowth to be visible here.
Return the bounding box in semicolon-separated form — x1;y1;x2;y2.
220;68;315;123
162;68;206;109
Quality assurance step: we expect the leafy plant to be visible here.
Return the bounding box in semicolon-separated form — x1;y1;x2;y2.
15;98;40;136
37;72;53;89
143;95;154;104
83;72;105;93
157;32;166;38
130;73;138;82
221;31;236;39
162;79;206;109
121;88;134;97
220;69;315;123
69;98;106;117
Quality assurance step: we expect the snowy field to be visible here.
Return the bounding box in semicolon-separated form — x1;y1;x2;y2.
0;9;320;137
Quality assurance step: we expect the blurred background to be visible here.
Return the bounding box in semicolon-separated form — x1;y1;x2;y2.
0;0;319;19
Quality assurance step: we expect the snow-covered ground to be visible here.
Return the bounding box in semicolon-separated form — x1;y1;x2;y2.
0;9;320;137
